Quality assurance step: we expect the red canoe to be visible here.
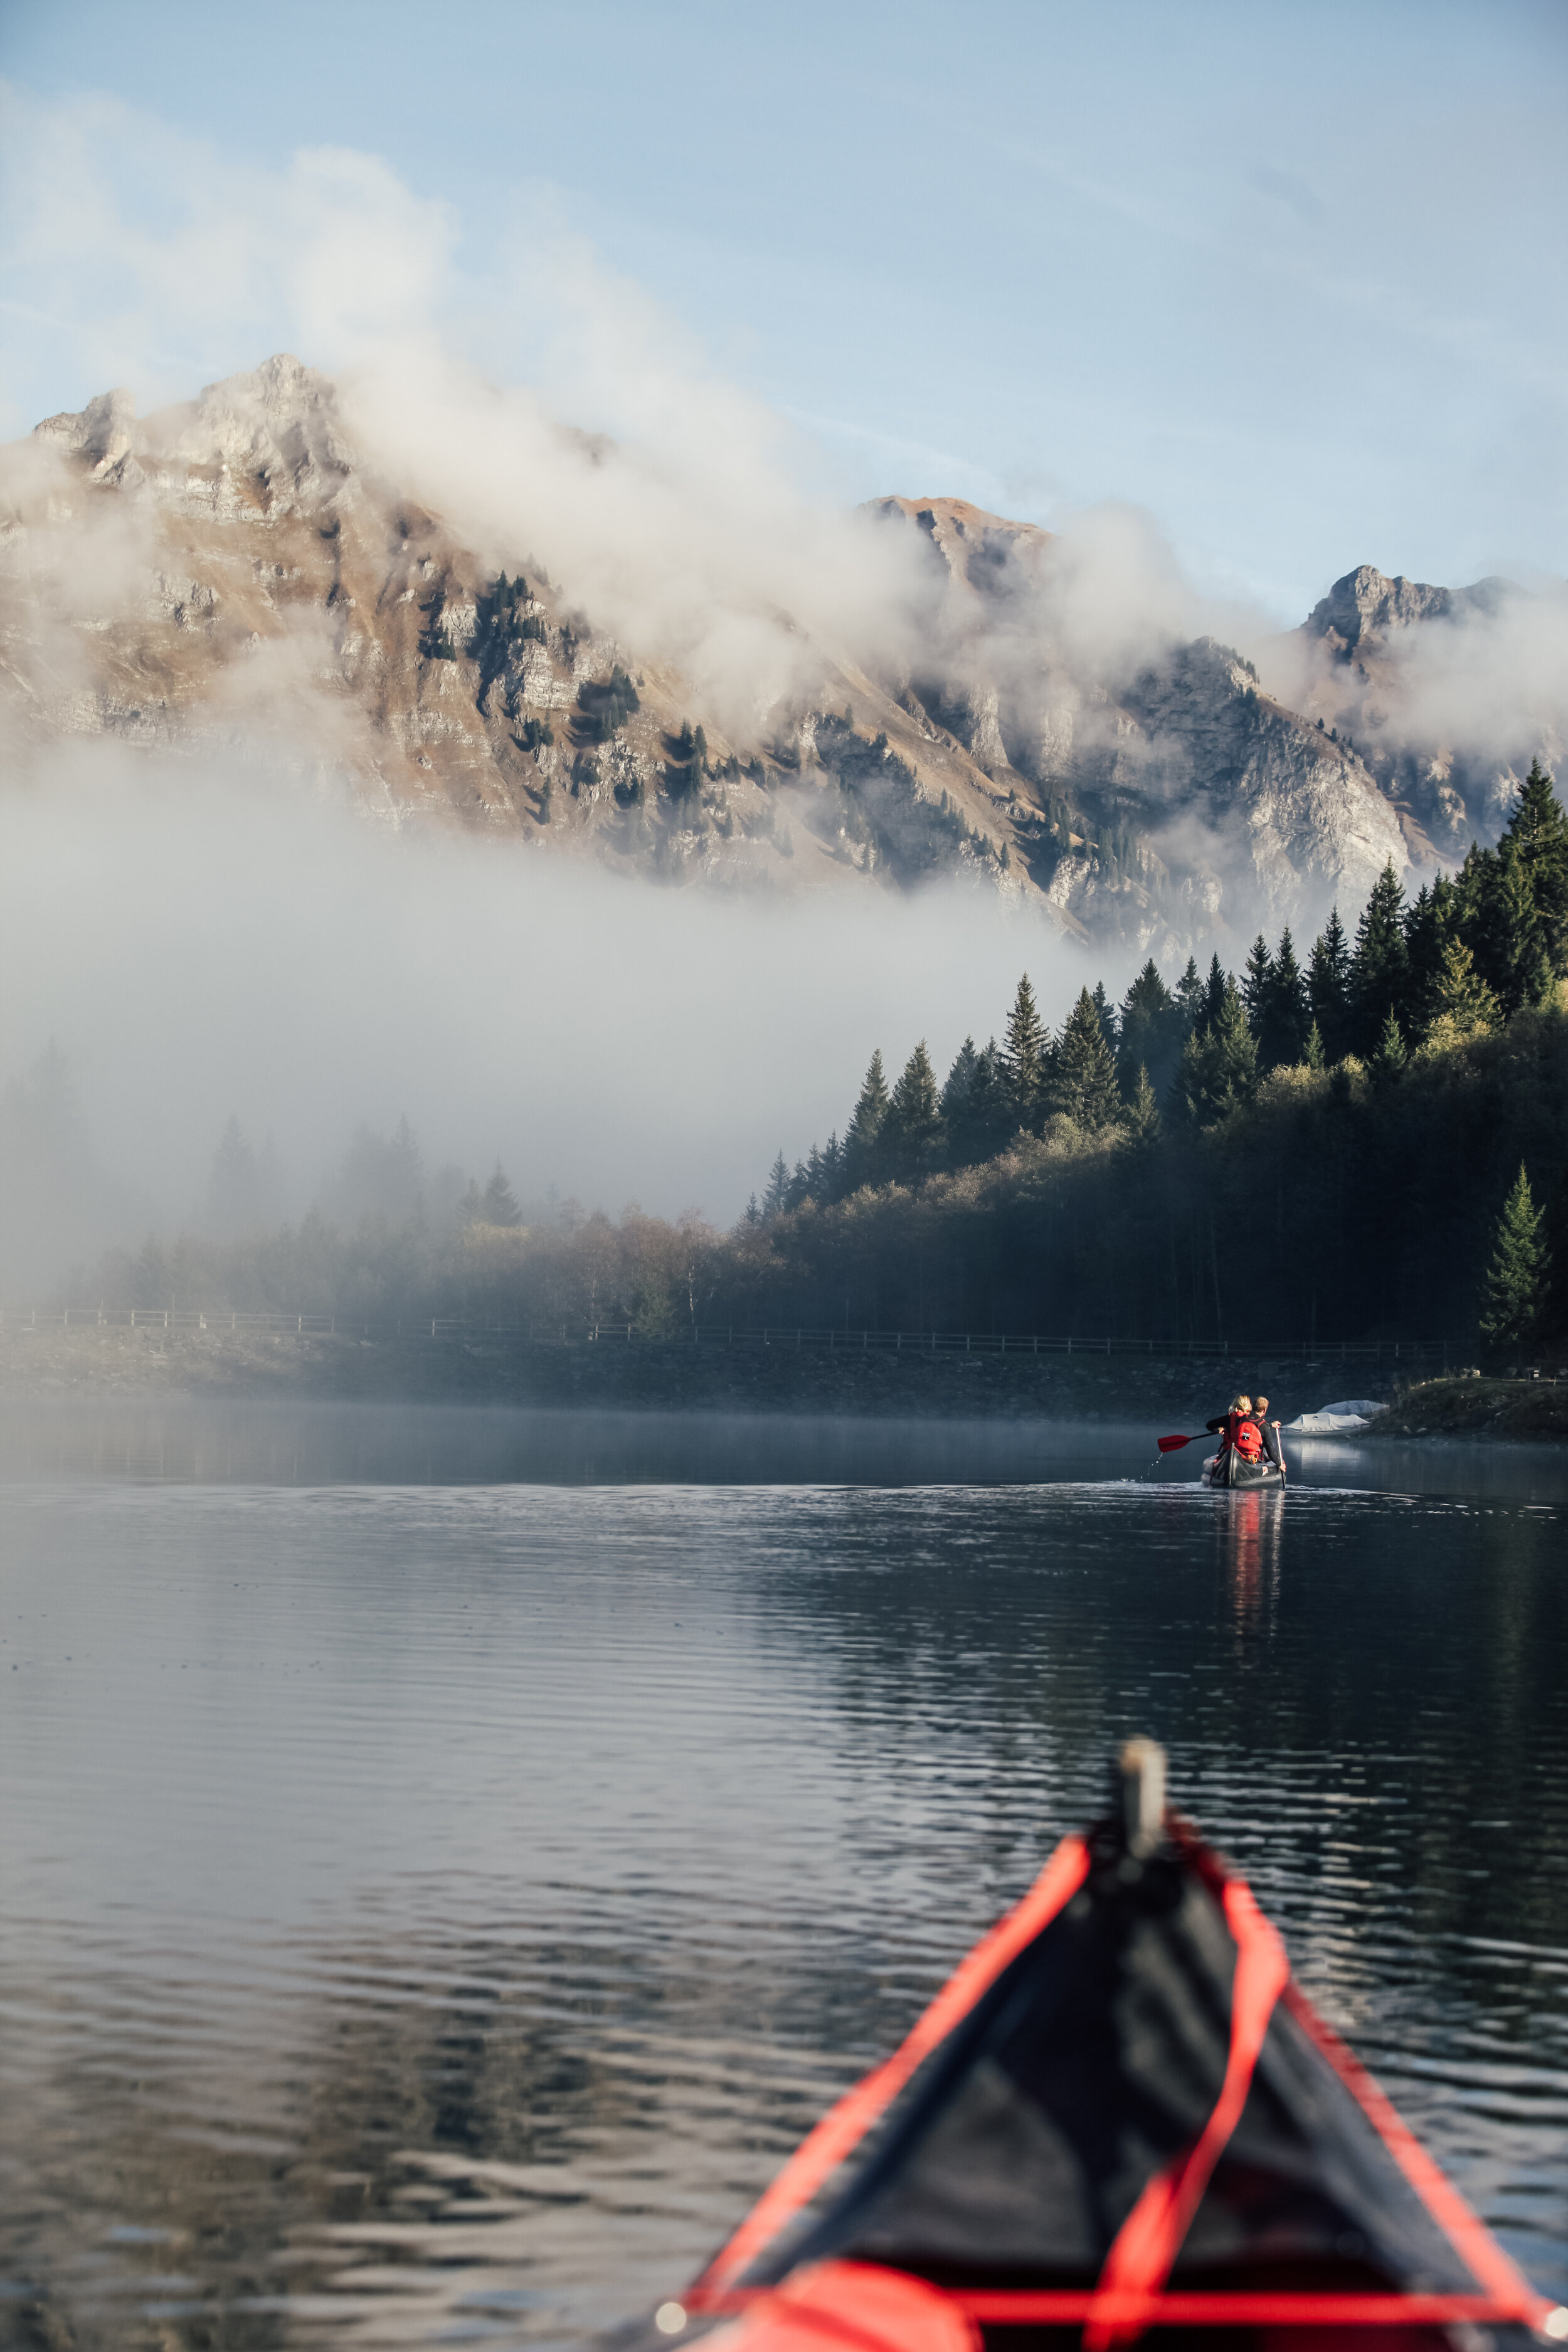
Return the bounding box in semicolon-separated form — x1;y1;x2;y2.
635;1742;1558;2350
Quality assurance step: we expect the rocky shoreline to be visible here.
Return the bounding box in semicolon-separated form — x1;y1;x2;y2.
1370;1375;1568;1443
0;1320;1409;1426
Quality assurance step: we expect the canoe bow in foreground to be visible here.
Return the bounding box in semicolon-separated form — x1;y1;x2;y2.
633;1743;1559;2350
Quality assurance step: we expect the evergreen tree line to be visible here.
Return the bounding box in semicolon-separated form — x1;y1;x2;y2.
26;767;1568;1355
757;761;1568;1213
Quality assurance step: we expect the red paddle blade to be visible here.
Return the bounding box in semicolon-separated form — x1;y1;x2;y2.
1157;1433;1202;1452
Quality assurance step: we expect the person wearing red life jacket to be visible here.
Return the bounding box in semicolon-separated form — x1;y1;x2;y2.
1204;1394;1266;1464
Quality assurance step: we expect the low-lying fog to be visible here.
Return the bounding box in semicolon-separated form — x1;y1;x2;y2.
0;750;1103;1291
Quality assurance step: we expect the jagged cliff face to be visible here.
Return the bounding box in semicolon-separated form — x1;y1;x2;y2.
868;498;1409;943
1274;563;1562;864
6;353;1540;951
1;358;1036;911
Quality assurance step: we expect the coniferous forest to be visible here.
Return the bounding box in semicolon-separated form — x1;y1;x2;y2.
736;760;1568;1352
21;764;1568;1359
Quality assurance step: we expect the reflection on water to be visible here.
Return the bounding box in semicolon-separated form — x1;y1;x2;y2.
2;1404;1567;2349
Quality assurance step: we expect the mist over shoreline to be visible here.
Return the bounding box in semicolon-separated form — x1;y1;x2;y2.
0;750;1106;1288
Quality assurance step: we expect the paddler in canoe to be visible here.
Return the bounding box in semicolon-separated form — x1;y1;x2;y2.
1253;1393;1285;1470
1202;1394;1285;1488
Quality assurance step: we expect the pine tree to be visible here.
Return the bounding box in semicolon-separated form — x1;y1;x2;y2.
763;1151;791;1218
1478;1164;1550;1353
1116;960;1185;1103
1241;934;1274;1034
1303;1019;1327;1071
481;1162;523;1226
1348;862;1409;1056
940;1037;980;1128
1489;840;1556;1015
1202;953;1229;1034
882;1042;945;1180
1120;1064;1161;1150
1426;935;1501;1037
1175;955;1206;1034
970;1041;1011;1163
1173;981;1259;1126
1401;881;1449;1034
1308;908;1351;1059
1049;990;1121;1130
206;1116;260;1238
1258;926;1309;1069
1501;758;1568;980
843;1051;891;1187
939;1037;1003;1170
1367;1008;1407;1087
1001;974;1048;1132
1090;980;1118;1047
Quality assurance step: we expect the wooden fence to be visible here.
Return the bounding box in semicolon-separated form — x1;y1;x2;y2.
1;1306;1448;1363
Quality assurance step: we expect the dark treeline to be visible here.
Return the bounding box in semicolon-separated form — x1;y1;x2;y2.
738;760;1568;1352
23;765;1568;1356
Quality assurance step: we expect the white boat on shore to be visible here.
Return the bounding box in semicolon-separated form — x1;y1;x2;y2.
1281;1397;1387;1435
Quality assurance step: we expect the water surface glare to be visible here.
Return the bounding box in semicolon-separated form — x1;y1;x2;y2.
3;1402;1567;2348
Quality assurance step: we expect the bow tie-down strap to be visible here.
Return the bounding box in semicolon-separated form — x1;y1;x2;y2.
695;1836;1091;2298
1083;1874;1290;2351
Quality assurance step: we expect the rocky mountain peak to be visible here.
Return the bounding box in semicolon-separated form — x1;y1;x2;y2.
144;354;354;510
867;494;1051;601
1306;564;1455;651
34;386;137;472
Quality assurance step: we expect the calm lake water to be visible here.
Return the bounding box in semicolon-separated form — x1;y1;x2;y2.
3;1401;1568;2349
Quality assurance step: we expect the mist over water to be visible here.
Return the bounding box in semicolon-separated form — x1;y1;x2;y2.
0;754;1098;1287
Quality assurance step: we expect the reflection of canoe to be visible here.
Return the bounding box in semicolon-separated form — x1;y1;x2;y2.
641;1743;1552;2351
1202;1449;1286;1489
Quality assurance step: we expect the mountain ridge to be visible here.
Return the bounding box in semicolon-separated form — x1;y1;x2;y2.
3;353;1554;950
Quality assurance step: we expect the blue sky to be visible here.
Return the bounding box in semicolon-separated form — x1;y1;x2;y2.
1;0;1564;617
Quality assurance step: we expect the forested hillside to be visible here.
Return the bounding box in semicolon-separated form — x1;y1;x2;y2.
736;761;1568;1348
28;765;1568;1357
